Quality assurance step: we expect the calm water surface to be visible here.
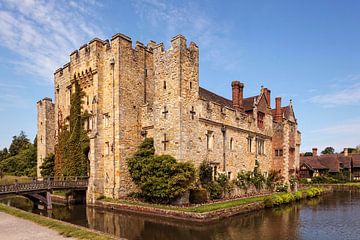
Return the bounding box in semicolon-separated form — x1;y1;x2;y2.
2;191;360;240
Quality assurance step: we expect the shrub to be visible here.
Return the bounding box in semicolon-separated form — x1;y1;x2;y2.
266;170;284;191
294;191;303;201
199;161;213;185
236;171;252;192
311;176;340;184
276;184;288;192
280;193;295;204
216;173;234;195
264;194;283;207
127;138;196;204
251;172;266;191
289;176;297;191
189;188;208;204
205;181;223;200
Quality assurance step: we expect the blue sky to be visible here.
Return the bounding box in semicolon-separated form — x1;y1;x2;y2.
0;0;359;152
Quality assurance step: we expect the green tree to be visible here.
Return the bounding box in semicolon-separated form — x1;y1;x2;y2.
127;138;196;203
321;147;335;155
0;148;9;161
0;145;36;176
40;153;55;177
8;131;31;156
304;152;313;157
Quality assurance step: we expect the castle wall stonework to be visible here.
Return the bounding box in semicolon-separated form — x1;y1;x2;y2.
37;33;301;203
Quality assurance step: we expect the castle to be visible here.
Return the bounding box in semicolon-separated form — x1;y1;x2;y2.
37;33;301;203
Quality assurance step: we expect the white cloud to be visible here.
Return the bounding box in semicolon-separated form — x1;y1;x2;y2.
132;0;242;71
310;82;360;107
0;0;103;83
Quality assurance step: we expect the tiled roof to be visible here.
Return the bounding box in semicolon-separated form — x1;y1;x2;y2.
300;156;328;170
338;156;352;169
351;154;360;168
243;96;258;111
199;87;257;111
300;154;355;172
199;87;232;108
318;155;340;172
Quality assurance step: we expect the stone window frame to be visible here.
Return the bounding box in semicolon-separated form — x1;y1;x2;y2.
257;138;265;155
206;130;214;151
247;136;252;153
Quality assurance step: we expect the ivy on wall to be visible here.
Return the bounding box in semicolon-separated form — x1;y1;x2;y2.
55;80;90;177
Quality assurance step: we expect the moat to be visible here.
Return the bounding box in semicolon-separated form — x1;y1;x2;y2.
2;191;360;240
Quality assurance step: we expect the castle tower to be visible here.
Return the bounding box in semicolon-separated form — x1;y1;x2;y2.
36;98;55;177
152;35;199;162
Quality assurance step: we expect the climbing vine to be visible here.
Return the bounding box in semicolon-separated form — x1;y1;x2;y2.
55;80;90;177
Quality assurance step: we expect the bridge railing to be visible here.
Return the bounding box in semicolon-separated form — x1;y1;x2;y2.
0;176;88;194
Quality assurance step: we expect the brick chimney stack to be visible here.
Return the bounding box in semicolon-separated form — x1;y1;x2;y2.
263;87;271;107
232;81;244;109
275;97;282;122
232;81;240;109
344;148;349;157
312;148;318;157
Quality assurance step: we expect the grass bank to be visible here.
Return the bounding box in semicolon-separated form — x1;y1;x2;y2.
99;187;324;214
0;204;115;240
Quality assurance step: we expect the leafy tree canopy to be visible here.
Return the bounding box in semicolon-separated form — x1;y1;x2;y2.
9;131;31;156
0;144;36;176
321;147;335;155
40;153;55;177
304;152;313;157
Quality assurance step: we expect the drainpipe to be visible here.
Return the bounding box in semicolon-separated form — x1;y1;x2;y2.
221;125;226;172
110;57;115;198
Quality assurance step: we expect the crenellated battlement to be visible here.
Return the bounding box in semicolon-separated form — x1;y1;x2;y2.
153;34;199;56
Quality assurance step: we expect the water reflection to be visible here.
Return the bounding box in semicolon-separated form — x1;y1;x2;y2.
2;191;360;240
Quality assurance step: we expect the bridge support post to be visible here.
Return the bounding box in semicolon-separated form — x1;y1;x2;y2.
46;191;52;210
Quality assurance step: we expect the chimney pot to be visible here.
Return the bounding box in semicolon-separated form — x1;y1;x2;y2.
344;148;349;157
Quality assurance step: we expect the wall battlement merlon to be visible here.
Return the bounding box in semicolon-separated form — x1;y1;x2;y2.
37;97;53;105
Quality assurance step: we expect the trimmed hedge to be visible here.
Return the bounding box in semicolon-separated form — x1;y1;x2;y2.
264;187;324;208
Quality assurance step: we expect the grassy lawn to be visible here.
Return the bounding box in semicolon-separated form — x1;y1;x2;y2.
0;204;114;240
102;195;266;213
